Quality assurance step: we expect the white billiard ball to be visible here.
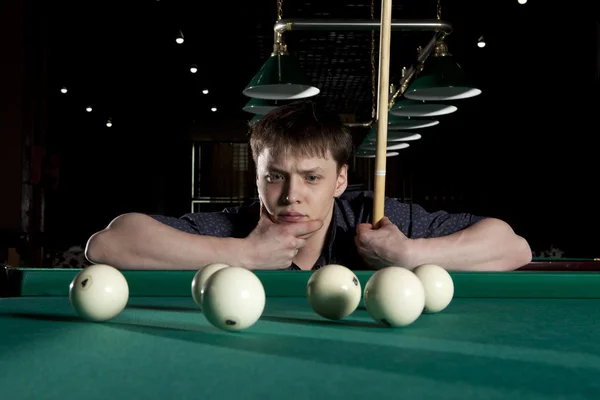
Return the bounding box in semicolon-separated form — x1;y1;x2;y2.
201;266;265;332
306;264;361;320
69;264;129;322
413;263;454;313
191;263;230;308
363;266;425;327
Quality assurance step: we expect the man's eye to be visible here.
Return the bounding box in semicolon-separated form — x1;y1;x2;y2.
267;174;283;181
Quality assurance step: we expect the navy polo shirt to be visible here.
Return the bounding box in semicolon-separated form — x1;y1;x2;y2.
150;190;486;270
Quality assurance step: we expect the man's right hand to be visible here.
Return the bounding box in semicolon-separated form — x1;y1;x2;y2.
242;205;323;269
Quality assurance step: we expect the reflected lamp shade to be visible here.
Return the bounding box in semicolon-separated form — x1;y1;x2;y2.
390;98;457;117
242;98;290;115
365;131;422;142
249;115;262;126
355;149;400;158
376;114;439;130
358;142;410;151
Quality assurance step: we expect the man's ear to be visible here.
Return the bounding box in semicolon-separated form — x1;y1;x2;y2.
334;164;348;197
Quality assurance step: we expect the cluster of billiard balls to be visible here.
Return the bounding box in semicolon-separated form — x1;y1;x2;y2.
69;262;453;331
307;263;454;327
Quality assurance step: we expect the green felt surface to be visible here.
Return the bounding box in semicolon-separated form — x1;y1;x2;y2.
531;257;593;261
5;268;600;299
2;295;600;400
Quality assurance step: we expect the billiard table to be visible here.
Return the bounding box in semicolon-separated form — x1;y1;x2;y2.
2;259;600;399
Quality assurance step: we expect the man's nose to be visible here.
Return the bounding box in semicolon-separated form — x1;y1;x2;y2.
282;177;302;204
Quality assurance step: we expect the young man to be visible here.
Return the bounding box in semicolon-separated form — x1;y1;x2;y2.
85;100;532;272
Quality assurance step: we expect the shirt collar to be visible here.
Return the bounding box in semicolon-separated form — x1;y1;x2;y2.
321;198;351;264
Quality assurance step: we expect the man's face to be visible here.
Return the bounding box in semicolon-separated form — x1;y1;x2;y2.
256;148;347;227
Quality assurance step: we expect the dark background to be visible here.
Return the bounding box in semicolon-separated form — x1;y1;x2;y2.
1;0;599;263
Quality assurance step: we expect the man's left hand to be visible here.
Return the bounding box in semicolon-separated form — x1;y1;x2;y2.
355;217;412;269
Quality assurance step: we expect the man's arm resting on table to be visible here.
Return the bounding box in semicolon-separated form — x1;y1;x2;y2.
405;218;532;271
85;212;249;270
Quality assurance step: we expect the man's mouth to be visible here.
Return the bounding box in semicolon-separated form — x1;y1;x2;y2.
279;212;305;222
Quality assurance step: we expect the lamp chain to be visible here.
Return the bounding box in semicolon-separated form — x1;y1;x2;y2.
436;0;448;40
277;0;283;21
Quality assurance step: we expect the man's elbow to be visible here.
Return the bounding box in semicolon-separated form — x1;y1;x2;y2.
84;213;140;265
511;235;533;270
85;231;107;265
477;218;532;272
491;218;532;271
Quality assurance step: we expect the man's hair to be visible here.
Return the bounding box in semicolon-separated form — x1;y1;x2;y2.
249;100;353;171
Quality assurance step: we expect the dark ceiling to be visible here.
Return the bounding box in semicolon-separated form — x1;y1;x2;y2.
43;0;599;133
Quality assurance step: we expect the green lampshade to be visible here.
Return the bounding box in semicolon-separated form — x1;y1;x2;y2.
404;55;482;101
355;149;400;158
371;114;439;131
390;98;457;117
243;53;320;100
249;115;262;126
358;142;410;151
365;132;422;142
242;98;290;115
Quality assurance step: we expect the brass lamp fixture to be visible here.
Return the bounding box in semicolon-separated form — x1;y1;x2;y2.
242;17;453;108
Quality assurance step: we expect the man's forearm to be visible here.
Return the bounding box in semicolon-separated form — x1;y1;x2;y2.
403;218;532;271
85;213;248;270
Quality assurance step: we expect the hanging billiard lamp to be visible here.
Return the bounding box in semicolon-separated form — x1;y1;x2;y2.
242;38;319;100
404;39;482;101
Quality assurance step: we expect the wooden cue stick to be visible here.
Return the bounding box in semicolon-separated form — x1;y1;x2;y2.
373;0;393;226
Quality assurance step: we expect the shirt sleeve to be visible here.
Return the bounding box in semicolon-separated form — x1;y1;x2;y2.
149;202;260;238
384;197;487;239
149;213;236;237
